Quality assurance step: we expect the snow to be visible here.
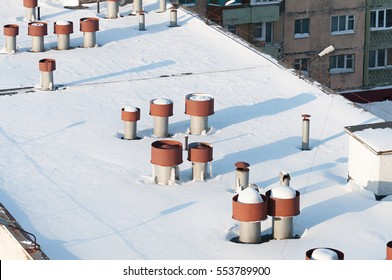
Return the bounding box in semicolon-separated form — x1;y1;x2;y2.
237;188;263;203
270;186;296;199
189;94;213;101
153;98;171;105
55;20;71;26
354;127;392;152
0;0;391;260
123;106;138;112
311;248;339;260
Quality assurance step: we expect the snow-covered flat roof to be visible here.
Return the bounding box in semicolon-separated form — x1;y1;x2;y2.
0;0;392;260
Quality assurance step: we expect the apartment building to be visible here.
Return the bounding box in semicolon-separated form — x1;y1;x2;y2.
282;0;366;90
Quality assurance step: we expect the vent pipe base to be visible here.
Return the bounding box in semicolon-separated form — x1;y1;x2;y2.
5;36;17;54
25;8;36;22
124;121;137;140
239;222;261;244
32;36;44;52
40;71;54;91
272;216;293;240
153;117;169;138
192;162;208;181
57;34;70;50
107;1;119;19
83;32;96;48
154;165;180;185
190;116;208;135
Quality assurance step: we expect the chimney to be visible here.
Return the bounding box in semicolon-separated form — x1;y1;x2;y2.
80;17;99;48
121;106;140;140
28;22;47;52
301;114;311;150
3;24;19;54
23;0;38;21
39;58;56;91
185;93;214;135
149;98;173;138
54;21;73;50
232;188;268;244
187;142;213;181
266;186;300;240
235;162;250;193
151;140;183;185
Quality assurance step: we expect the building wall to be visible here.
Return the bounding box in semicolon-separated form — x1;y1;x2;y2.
283;0;366;90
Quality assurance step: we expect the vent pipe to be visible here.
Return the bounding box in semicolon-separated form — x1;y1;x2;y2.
39;58;56;91
185;93;214;135
138;11;146;31
107;0;119;19
149;98;173;138
23;0;37;21
54;21;73;50
28;22;47;52
3;24;19;54
80;17;99;48
133;0;143;14
266;186;300;240
279;171;290;186
158;0;166;13
121;106;140;140
232;188;268;244
151;140;183;185
305;248;344;260
169;6;178;27
387;241;392;260
188;142;213;181
235;162;250;193
301;114;311;150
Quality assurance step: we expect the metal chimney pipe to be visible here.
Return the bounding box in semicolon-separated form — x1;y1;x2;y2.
23;0;37;21
39;58;56;91
3;24;19;54
150;99;173;137
235;162;250;192
107;0;119;19
185;93;214;135
151;140;183;185
169;7;178;27
279;171;290;186
28;22;48;52
121;107;140;140
80;17;99;48
139;11;146;31
159;0;166;13
232;188;268;244
301;114;311;150
188;142;213;181
267;187;300;240
54;21;73;50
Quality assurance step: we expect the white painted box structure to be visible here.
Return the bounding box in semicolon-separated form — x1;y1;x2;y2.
344;122;392;197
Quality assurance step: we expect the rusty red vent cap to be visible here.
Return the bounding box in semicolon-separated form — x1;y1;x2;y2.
54;21;74;35
39;58;56;72
150;99;174;117
80;17;99;32
387;241;392;260
121;107;141;122
185;93;214;117
4;24;19;36
151;140;183;166
232;194;268;222
24;0;38;8
28;22;48;36
266;189;300;217
187;142;213;163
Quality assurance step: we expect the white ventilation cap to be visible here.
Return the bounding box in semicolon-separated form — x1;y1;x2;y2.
311;248;339;260
123;106;138;112
270;186;296;199
153;99;171;105
238;187;263;204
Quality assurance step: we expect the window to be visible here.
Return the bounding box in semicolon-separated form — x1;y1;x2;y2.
225;24;237;34
329;54;354;74
294;58;309;75
294;18;310;38
370;9;392;29
253;22;273;43
331;15;354;34
369;49;392;68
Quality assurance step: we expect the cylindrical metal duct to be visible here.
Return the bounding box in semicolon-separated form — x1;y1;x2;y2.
170;8;177;27
188;142;213;181
150;98;173;138
3;24;19;54
80;17;99;48
235;162;250;192
28;22;48;52
159;0;166;13
54;21;73;50
185;93;214;135
39;58;56;91
24;0;38;21
121;107;140;140
107;0;119;19
133;0;143;14
301;114;311;150
139;11;146;31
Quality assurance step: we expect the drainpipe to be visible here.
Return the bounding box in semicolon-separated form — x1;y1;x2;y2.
235;162;250;192
54;21;73;50
121;106;140;140
151;140;183;185
23;0;37;21
107;0;119;19
3;24;19;54
185;93;214;135
363;0;371;87
301;114;311;150
150;98;173;138
305;248;344;260
28;22;47;52
232;188;268;244
267;186;300;240
188;142;213;181
80;17;99;48
39;58;56;91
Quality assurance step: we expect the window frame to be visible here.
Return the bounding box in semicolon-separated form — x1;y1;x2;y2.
370;9;392;30
294;18;310;38
369;49;392;69
331;15;355;35
329;54;355;74
253;22;273;43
